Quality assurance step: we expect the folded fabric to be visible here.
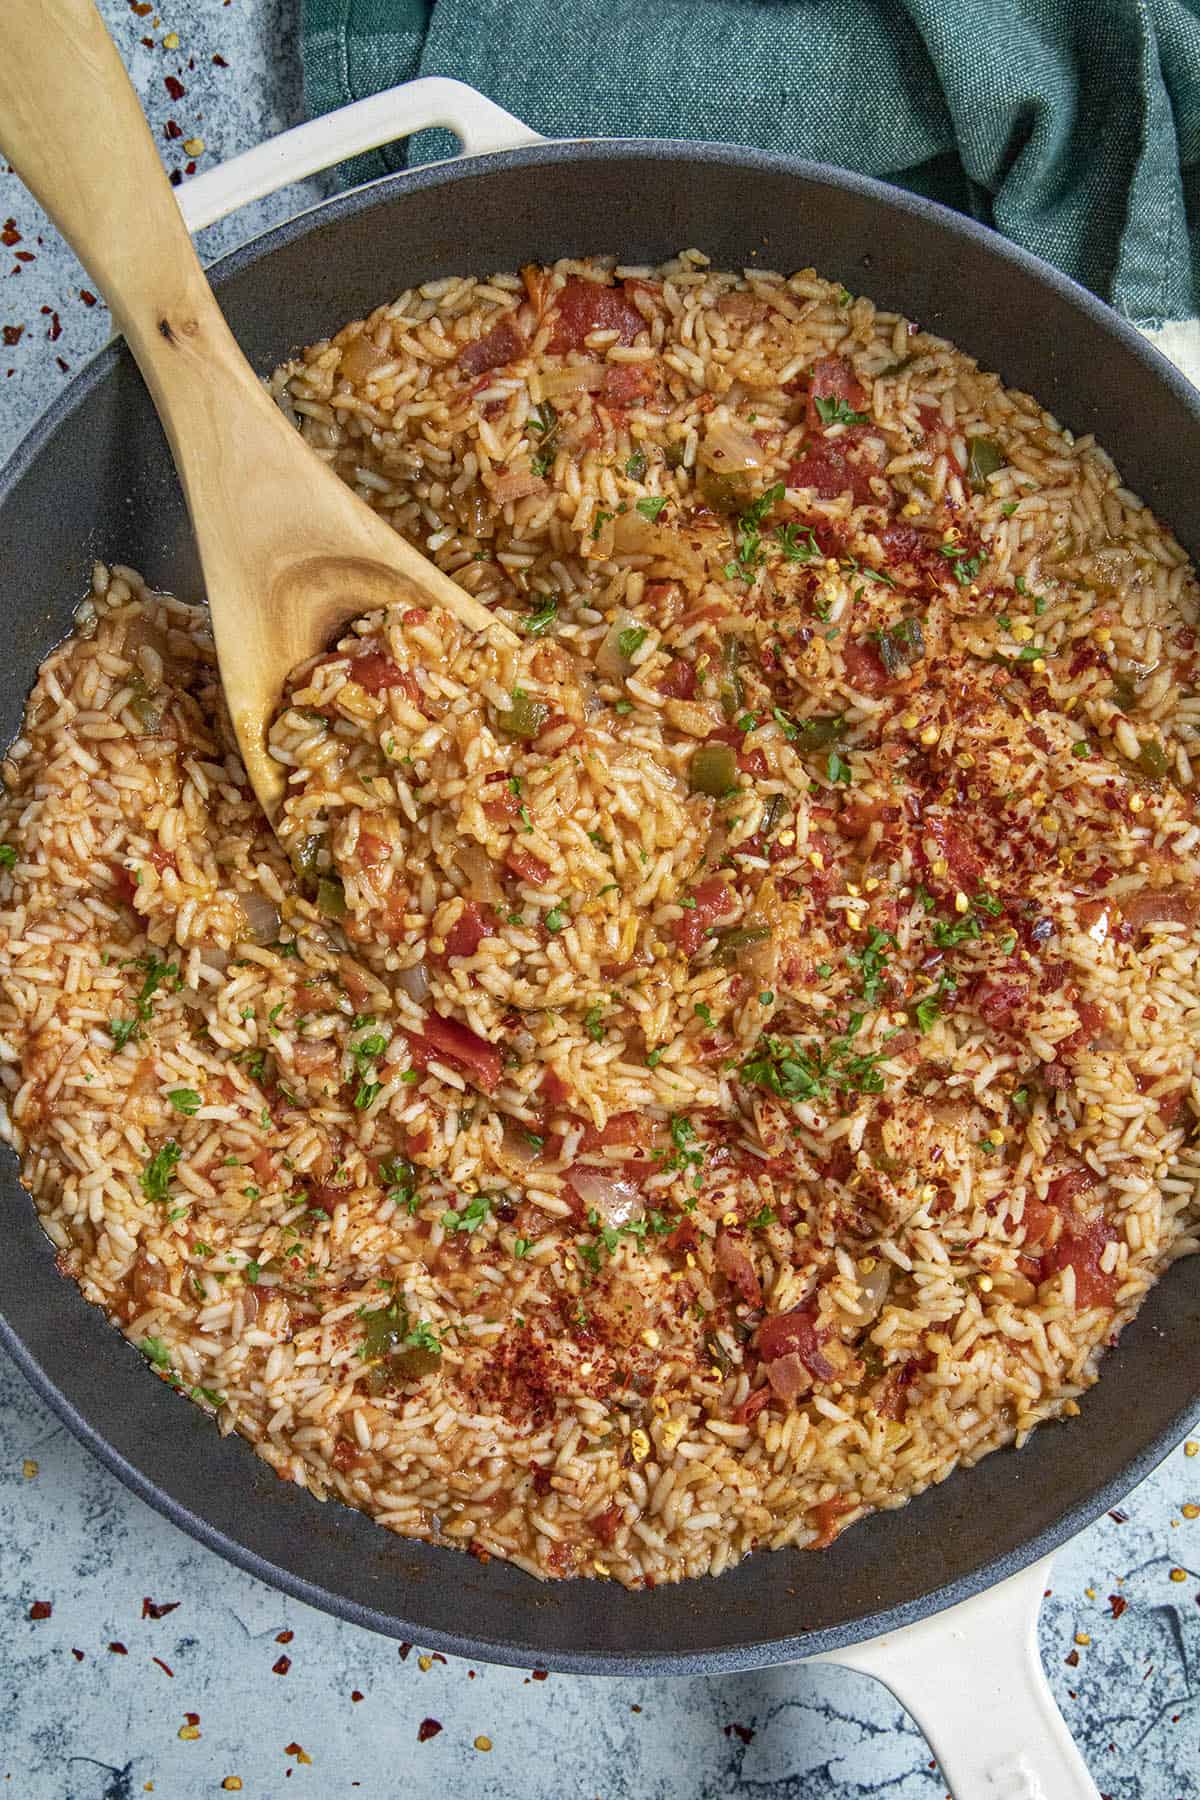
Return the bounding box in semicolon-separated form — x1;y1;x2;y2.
301;0;1200;330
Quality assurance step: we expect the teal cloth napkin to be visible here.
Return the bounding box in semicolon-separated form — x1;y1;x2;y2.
300;0;1200;328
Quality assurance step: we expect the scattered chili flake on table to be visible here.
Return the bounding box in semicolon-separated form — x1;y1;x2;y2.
273;1654;292;1675
417;1718;443;1742
79;289;97;307
152;1657;174;1678
724;1723;756;1744
1109;1594;1128;1618
3;325;24;346
28;1600;51;1620
70;1649;84;1662
284;1743;312;1765
1108;1508;1130;1523
164;75;185;100
142;1596;180;1620
530;1668;548;1681
398;1642;412;1660
108;1640;128;1654
276;1628;294;1644
1064;1648;1080;1667
351;1690;364;1703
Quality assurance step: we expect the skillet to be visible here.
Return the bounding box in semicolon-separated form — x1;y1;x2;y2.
0;75;1197;1792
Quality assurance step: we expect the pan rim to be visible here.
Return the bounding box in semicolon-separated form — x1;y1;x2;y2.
1;136;1198;1673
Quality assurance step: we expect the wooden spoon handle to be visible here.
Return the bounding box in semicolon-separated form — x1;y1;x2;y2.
0;0;218;375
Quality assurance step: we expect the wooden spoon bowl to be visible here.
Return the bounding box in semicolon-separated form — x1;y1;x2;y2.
0;0;514;822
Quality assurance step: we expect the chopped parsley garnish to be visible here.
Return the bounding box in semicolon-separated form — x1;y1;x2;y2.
635;496;668;521
618;626;648;660
827;749;852;786
524;594;559;636
741;1016;888;1103
693;1001;715;1028
0;844;16;868
625;449;648;479
973;890;1004;917
730;482;786;576
167;1088;201;1116
244;1261;261;1285
775;522;821;563
914;994;941;1034
109;953;181;1051
140;1140;182;1204
441;1193;492;1234
931;913;983;949
748;1205;776;1229
938;543;985;585
139;1336;172;1370
814;393;868;427
584;1003;605;1043
378;1157;417;1211
591;509;615;540
846;928;896;1007
527;400;559;476
513;1236;532;1259
544;907;566;933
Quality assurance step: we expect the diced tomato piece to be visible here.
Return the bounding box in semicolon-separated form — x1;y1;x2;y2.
591;1502;622;1546
841;637;891;693
251;1147;275;1186
732;1385;772;1425
974;976;1027;1028
304;1180;349;1216
917;402;943;437
357;831;390;868
877;521;925;567
410;1013;502;1093
459;313;526;377
1046;1165;1098;1211
148;843;176;875
664;1216;698;1255
350;651;421;701
377;885;410;943
1120;889;1197;933
657;658;696;700
110;861;139;907
714;1233;762;1307
542;1068;571;1109
1042;1214;1120;1309
807;1493;854;1550
576;1111;651;1153
706;723;767;778
602;363;655;407
1020;1196;1058;1249
787;440;880;505
549;278;645;353
926;813;984;888
671;874;734;957
444;901;495;959
756;1307;835;1381
506;847;552;886
806;355;869;430
837;795;884;840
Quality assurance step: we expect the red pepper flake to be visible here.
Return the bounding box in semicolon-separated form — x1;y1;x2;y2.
275;1629;294;1644
164;120;182;140
1;222;20;247
165;75;185;100
430;1651;447;1666
128;0;153;14
630;1704;642;1714
152;1656;174;1677
212;52;228;66
28;1600;52;1620
1109;1508;1130;1523
169;170;183;188
185;161;197;176
142;1597;181;1620
14;250;34;263
185;1713;201;1728
398;1642;412;1660
1064;1648;1080;1667
724;1723;756;1745
417;1718;443;1743
272;1654;292;1675
530;1669;549;1681
350;1690;364;1703
1108;1593;1128;1619
55;357;69;373
79;290;97;307
141;35;154;47
71;1648;84;1661
3;325;23;346
109;1641;128;1655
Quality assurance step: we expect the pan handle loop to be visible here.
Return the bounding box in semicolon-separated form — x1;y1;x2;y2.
813;1555;1100;1800
176;77;544;235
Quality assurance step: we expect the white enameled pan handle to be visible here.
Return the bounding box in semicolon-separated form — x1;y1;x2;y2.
815;1555;1099;1799
176;76;542;235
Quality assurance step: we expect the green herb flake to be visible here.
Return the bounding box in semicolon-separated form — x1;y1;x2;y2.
139;1336;172;1370
618;626;648;660
0;844;16;868
140;1140;182;1205
636;496;668;522
167;1088;201;1116
441;1193;493;1235
814;393;868;427
584;1002;605;1043
625;449;647;479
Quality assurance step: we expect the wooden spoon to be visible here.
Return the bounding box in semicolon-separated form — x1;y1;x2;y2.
0;0;515;821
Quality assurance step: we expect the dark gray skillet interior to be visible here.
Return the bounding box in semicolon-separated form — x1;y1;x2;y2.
1;140;1198;1675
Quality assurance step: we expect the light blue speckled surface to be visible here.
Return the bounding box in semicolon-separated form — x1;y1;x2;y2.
0;5;1198;1794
